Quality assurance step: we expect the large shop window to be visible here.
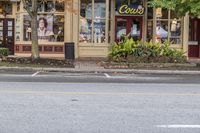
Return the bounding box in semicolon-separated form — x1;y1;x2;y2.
23;0;65;42
80;0;107;43
23;15;64;42
147;8;182;44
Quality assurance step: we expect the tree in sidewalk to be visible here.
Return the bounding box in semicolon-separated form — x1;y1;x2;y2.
22;0;39;60
149;0;200;17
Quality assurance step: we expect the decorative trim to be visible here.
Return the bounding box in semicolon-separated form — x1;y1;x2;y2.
15;44;64;54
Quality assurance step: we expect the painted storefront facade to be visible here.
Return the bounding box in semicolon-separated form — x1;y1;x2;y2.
0;0;198;59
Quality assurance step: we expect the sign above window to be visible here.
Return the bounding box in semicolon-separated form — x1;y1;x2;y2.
116;4;145;16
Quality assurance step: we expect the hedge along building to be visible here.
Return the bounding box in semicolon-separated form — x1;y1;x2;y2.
0;0;194;59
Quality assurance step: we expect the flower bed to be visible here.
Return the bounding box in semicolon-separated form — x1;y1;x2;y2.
1;57;74;68
109;36;187;63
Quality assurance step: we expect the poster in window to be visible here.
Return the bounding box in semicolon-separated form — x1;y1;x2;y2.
37;15;53;42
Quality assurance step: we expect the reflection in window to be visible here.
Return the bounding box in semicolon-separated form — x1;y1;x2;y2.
38;1;54;12
131;18;141;40
53;15;64;42
0;2;12;15
170;20;181;44
156;21;168;43
116;18;127;41
80;0;106;43
155;9;182;44
23;15;32;41
55;1;65;12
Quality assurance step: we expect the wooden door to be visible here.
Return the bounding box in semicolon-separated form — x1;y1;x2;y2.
115;16;142;42
0;18;14;55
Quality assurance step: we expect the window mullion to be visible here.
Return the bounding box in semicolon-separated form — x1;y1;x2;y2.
168;10;171;41
105;0;109;43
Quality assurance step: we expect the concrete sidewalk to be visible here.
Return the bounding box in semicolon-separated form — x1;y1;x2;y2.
0;60;200;75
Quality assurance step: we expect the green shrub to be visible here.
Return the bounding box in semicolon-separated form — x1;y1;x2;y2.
133;41;162;58
0;48;9;56
110;37;187;63
110;36;137;61
161;41;187;63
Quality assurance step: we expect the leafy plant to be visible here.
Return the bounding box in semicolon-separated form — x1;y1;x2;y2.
0;48;9;57
109;35;137;61
110;39;187;63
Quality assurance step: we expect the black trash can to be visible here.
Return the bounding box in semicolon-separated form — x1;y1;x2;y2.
64;42;75;60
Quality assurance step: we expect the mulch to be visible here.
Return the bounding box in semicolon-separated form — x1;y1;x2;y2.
2;57;74;68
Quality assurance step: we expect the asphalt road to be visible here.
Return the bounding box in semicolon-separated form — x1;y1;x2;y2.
0;72;200;133
0;70;200;84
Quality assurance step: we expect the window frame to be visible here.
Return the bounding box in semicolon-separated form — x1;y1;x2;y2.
79;0;110;45
20;0;65;43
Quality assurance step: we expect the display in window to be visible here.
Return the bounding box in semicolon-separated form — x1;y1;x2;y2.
53;15;64;42
130;19;141;40
156;21;168;42
80;0;106;43
80;18;92;43
23;15;64;42
38;16;53;42
170;20;181;44
93;19;105;43
116;18;127;41
15;14;20;41
94;1;106;18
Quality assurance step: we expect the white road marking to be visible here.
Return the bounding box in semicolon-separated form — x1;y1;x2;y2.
156;125;200;128
104;73;111;78
31;71;40;77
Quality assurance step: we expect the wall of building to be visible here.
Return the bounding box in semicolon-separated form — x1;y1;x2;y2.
0;0;191;59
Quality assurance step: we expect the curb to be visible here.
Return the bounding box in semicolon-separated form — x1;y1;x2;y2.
0;67;200;75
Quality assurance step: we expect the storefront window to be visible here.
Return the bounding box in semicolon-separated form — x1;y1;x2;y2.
80;0;106;43
156;9;182;44
38;0;54;12
15;14;21;41
17;2;20;12
53;15;64;42
0;2;12;15
23;14;64;42
23;15;31;41
55;1;65;12
22;0;65;42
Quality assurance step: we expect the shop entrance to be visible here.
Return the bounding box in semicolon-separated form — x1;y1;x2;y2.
188;18;200;58
115;16;142;42
0;18;14;55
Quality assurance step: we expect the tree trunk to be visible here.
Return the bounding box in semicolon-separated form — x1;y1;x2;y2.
31;0;39;60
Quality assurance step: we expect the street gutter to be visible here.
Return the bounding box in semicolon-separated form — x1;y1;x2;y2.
0;66;200;75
